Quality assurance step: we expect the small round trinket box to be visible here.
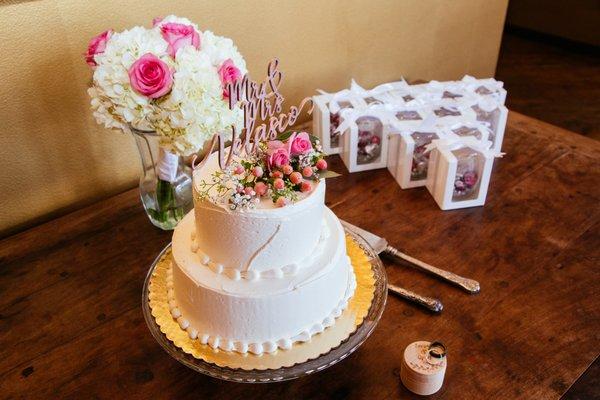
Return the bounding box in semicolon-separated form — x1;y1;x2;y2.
400;341;447;395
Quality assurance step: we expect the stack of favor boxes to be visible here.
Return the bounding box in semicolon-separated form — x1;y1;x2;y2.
312;76;507;210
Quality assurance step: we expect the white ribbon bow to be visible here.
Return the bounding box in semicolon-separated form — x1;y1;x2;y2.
476;97;502;113
461;75;505;104
349;79;408;97
425;135;495;155
334;103;396;136
462;75;504;90
350;79;419;107
327;89;367;114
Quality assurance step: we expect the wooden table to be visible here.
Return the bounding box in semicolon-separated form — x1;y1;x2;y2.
1;112;599;399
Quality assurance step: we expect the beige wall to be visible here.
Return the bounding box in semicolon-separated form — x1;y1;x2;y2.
0;0;508;236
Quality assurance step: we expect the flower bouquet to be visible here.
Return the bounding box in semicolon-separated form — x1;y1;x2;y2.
85;15;247;229
197;131;335;210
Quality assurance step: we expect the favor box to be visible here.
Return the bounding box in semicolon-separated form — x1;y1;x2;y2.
387;114;489;190
429;96;506;154
470;100;508;153
426;137;495;210
461;75;507;105
388;129;445;189
340;112;390;172
312;92;331;150
312;90;365;155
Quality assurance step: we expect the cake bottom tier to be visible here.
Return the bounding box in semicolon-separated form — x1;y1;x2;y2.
170;208;356;355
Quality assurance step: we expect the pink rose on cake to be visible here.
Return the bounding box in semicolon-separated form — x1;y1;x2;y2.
128;53;173;98
84;29;112;66
218;59;242;99
287;132;313;155
160;22;200;58
266;141;290;169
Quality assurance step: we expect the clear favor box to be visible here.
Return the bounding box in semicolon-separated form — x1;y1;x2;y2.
388;128;445;189
341;113;390;172
312;90;365;155
461;75;507;105
471;99;508;153
426;137;495;210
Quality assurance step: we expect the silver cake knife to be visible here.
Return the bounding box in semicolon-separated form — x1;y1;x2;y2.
341;220;480;294
341;221;443;313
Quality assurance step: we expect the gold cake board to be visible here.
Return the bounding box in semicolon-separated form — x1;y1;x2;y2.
148;235;376;370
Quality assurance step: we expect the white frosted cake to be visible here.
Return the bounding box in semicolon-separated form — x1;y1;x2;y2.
169;139;356;355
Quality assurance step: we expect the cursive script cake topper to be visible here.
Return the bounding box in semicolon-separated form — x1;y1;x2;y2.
194;58;314;170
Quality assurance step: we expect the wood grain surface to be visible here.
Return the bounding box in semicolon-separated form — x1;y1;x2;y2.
1;112;599;399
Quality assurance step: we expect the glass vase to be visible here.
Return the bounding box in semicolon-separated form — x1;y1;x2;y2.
132;128;193;230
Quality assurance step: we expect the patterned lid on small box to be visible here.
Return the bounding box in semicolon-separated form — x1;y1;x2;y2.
401;341;447;395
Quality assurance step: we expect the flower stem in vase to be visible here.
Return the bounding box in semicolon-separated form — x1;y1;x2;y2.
156;178;174;222
134;132;192;230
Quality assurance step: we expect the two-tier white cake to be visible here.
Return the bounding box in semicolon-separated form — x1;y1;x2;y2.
168;151;356;355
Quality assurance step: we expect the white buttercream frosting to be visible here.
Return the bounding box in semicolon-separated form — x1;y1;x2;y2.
169;148;356;355
192;150;326;273
171;208;355;354
187;218;331;281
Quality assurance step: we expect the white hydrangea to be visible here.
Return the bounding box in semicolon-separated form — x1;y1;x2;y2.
153;46;243;155
89;26;169;131
202;30;247;75
87;16;248;156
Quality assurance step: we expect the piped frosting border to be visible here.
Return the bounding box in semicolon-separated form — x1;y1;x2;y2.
188;220;331;281
165;258;356;355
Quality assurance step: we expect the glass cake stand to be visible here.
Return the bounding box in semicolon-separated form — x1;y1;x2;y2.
141;227;387;383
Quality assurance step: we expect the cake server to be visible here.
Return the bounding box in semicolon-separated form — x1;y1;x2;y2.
341;220;480;294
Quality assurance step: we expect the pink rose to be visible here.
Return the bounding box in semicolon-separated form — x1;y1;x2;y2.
160;23;200;58
287;131;313;155
269;149;290;169
218;59;242;99
266;141;290;169
152;16;163;27
84;29;112;66
128;53;173;98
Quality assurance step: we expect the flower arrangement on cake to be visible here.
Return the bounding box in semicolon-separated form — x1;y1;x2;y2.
84;15;247;228
197;131;333;210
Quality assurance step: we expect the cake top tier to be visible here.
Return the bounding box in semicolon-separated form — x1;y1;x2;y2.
193;131;330;211
188;133;331;274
